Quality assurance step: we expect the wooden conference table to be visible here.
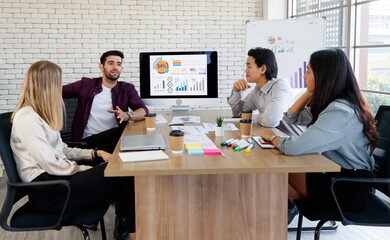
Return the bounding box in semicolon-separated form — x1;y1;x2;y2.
105;110;340;240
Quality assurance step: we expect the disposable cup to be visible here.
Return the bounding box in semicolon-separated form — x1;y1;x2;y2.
145;113;157;130
241;110;253;120
240;119;252;137
169;130;185;154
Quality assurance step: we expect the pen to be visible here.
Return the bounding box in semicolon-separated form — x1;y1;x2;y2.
216;146;226;157
246;142;255;153
221;138;234;146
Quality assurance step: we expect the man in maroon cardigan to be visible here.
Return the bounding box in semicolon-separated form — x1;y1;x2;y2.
63;50;147;240
63;50;148;154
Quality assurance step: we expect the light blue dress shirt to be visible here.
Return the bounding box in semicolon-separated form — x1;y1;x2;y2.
279;99;375;170
227;78;294;127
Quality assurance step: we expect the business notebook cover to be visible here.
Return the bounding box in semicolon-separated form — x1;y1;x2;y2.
120;134;166;151
252;136;275;149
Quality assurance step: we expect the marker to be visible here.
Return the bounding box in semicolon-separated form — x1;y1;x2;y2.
227;139;238;147
221;138;234;146
239;139;250;147
246;142;255;153
233;139;250;151
231;139;243;148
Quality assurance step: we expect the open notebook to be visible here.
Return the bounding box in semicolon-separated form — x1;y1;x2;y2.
252;136;275;149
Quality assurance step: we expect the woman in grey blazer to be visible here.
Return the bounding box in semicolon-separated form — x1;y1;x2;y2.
261;49;378;221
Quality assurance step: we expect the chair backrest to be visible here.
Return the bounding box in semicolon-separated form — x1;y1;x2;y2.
0;112;21;183
61;98;78;142
373;105;390;196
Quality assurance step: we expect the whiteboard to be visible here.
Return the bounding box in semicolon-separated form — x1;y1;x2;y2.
245;18;325;89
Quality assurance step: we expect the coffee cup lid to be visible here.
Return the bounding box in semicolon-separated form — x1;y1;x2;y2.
169;130;185;136
240;119;252;123
242;110;253;113
145;113;157;117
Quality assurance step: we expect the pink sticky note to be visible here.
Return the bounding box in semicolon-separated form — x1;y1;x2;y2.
203;149;221;155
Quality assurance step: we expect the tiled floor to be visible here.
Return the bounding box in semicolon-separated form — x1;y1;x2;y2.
287;215;390;240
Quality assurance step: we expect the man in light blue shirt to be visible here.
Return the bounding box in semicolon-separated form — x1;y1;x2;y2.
228;47;304;135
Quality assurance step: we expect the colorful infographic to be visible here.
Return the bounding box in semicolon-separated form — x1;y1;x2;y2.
266;36;295;54
246;19;325;89
150;54;208;96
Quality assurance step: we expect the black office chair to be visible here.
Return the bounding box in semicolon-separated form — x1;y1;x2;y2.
294;105;390;240
61;98;87;148
0;112;108;240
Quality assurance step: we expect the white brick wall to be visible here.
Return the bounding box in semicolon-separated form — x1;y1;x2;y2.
0;0;263;112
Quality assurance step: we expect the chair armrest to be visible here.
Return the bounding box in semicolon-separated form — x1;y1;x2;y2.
64;141;88;148
0;180;71;231
331;176;390;185
330;176;390;225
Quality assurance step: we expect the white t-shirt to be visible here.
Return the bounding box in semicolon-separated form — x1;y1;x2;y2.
83;85;118;139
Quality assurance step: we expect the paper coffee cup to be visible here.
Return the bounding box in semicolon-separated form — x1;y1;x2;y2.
240;119;252;137
241;110;253;120
145;113;157;130
169;130;185;154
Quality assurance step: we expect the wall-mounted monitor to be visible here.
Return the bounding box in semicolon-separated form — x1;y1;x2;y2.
140;51;218;113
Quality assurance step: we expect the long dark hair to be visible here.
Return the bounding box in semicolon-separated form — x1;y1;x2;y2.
309;48;378;154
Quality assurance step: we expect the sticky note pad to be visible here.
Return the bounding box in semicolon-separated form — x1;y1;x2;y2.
200;143;215;147
186;145;202;150
185;143;202;150
201;145;217;149
203;149;221;155
186;143;201;147
188;149;204;155
199;143;217;149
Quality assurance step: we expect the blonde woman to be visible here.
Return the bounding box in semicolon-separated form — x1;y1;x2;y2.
11;61;133;240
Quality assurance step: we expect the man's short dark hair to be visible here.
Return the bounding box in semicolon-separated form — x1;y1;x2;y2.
100;50;124;65
247;47;278;80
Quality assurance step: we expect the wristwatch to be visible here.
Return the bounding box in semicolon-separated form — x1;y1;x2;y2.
128;111;133;120
94;147;98;159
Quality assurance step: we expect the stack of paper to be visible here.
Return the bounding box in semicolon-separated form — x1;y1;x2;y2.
171;126;208;134
171;116;201;123
119;150;169;163
202;123;239;132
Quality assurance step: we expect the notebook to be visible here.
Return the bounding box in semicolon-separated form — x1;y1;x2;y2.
252;136;275;149
120;134;166;151
119;150;169;163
